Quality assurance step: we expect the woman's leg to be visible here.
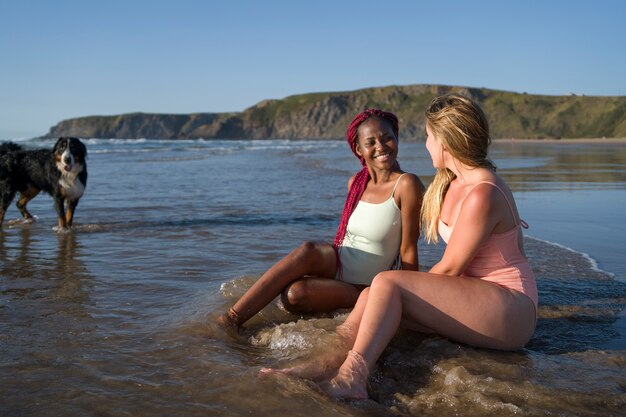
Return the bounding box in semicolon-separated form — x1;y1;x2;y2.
259;288;370;380
220;241;337;327
325;270;537;399
280;279;363;314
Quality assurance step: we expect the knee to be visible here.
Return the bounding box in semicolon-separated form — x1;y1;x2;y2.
293;241;318;258
291;241;325;266
280;280;314;313
369;271;404;297
370;270;398;289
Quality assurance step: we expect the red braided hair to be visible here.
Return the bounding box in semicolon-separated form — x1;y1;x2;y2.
333;109;400;276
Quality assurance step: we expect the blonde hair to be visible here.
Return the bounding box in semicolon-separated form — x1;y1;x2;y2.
421;94;495;243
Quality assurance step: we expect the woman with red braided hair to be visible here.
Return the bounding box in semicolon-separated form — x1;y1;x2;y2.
219;109;424;330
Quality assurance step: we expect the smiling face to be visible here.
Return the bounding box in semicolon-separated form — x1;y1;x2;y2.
355;117;399;170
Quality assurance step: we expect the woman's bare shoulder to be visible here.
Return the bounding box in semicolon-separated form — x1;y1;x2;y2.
461;179;511;220
395;173;425;210
398;172;425;193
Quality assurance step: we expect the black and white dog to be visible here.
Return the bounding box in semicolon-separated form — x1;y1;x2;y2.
0;137;88;230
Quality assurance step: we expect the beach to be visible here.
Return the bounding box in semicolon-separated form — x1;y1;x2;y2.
1;138;625;416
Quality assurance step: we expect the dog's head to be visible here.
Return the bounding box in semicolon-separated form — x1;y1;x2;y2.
54;137;87;174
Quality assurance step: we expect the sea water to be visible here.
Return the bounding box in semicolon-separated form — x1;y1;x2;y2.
1;138;624;416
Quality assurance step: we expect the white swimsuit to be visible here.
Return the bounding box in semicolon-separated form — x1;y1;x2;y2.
337;174;405;285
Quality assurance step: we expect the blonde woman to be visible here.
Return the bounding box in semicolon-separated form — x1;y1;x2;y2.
263;94;538;400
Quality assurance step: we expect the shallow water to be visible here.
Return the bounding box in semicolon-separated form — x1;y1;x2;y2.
1;138;625;416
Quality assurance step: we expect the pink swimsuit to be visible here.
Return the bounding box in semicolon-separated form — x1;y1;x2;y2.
438;181;538;309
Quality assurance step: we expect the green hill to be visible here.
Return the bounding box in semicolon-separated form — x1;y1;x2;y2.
43;84;626;140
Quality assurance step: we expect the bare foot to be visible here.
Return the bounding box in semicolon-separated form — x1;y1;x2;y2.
258;352;346;381
258;367;290;379
258;323;356;381
320;350;369;400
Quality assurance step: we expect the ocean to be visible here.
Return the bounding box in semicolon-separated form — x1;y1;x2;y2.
1;138;625;417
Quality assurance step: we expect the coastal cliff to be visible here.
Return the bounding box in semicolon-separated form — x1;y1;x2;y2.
43;84;626;140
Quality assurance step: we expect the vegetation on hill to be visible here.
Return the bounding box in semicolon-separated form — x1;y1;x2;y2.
43;84;626;140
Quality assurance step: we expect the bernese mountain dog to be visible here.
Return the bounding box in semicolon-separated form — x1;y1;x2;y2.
0;137;88;230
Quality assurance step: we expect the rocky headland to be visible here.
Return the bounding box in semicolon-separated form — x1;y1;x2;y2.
42;84;626;140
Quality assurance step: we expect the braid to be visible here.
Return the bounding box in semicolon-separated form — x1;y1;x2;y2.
333;109;400;277
333;167;369;248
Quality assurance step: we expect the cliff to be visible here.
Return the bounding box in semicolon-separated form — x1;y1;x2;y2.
42;84;626;140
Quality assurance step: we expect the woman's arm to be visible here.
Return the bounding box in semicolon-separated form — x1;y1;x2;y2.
397;174;425;271
429;183;505;276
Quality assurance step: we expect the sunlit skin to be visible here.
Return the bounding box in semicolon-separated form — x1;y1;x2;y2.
425;123;444;168
265;109;536;401
219;116;424;330
354;118;399;174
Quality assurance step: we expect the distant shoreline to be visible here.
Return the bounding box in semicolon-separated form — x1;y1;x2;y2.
492;137;626;144
16;136;626;143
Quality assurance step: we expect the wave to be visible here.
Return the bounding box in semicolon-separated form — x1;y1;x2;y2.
71;213;338;234
22;138;343;155
525;235;612;277
2;136;37;143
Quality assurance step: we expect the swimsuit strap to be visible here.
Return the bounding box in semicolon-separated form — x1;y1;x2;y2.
390;173;407;198
465;181;527;228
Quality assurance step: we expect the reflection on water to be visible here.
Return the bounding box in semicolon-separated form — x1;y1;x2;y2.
1;139;625;417
1;227;96;416
492;141;626;190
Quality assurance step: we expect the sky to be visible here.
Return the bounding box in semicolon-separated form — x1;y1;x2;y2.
1;0;625;140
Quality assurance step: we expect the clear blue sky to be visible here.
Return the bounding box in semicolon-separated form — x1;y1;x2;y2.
1;0;625;139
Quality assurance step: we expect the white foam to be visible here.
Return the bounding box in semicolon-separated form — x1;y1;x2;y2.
82;138;148;145
526;235;614;278
62;138;341;155
4;137;33;142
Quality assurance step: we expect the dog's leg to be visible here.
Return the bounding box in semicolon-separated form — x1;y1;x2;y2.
16;186;40;221
65;199;79;227
54;195;68;229
1;188;17;226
